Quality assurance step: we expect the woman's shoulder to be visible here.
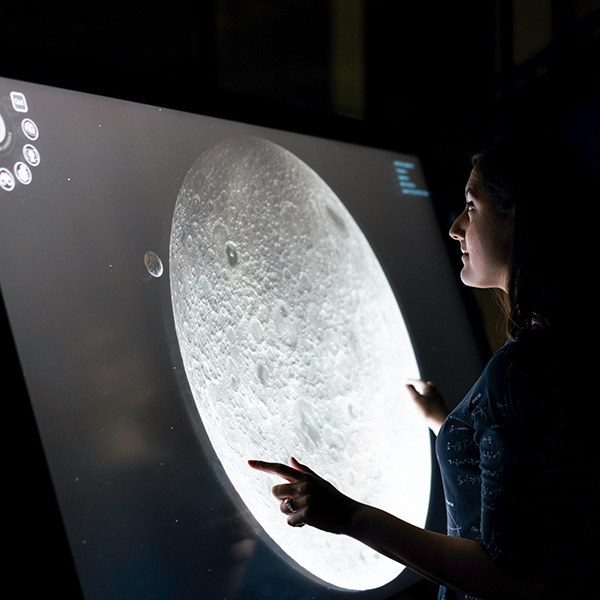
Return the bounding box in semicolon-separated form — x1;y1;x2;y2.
485;329;553;378
475;331;561;425
479;336;527;386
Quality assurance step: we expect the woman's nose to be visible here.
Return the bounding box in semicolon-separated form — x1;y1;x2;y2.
449;210;466;241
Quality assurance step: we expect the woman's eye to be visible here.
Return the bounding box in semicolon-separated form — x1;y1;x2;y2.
466;201;475;212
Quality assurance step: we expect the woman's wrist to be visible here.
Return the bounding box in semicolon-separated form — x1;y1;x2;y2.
337;497;369;537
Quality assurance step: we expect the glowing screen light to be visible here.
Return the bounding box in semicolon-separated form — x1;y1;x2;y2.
169;136;431;591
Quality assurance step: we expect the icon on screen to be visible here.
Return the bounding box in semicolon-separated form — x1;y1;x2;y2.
21;118;39;141
14;161;32;185
10;91;28;113
23;144;40;167
0;167;16;191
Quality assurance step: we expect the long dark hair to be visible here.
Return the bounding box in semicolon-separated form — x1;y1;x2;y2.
472;134;599;341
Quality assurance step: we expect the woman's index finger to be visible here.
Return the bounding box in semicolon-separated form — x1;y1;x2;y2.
248;460;302;482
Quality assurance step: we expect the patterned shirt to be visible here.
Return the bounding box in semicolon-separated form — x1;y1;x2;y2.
435;333;598;599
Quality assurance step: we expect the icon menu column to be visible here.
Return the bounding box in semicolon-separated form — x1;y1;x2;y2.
1;89;41;194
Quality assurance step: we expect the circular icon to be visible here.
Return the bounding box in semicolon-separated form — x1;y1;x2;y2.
14;161;32;185
21;118;39;141
0;167;16;191
23;144;41;167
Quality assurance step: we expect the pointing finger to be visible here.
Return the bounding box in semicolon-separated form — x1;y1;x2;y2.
248;460;304;482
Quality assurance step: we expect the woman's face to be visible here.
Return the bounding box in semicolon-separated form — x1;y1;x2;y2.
449;167;514;293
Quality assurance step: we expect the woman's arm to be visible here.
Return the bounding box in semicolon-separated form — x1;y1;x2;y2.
348;502;545;600
248;458;545;600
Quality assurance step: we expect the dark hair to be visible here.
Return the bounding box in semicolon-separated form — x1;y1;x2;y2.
471;134;599;341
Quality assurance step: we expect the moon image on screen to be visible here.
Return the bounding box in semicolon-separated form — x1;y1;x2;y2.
169;136;431;591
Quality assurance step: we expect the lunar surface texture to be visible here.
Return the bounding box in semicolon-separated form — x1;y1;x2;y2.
169;136;431;590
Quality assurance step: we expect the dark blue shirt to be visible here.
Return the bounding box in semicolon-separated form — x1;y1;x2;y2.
436;333;598;599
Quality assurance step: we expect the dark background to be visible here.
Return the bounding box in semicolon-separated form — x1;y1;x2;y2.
4;1;599;598
5;1;599;214
4;0;599;349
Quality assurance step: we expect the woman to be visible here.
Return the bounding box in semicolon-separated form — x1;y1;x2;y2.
249;135;599;599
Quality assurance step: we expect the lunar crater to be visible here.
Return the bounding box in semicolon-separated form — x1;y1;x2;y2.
224;241;239;266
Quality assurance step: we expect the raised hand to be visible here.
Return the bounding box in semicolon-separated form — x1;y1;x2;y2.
405;379;449;435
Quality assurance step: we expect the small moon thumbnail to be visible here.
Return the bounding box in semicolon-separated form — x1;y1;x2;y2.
144;251;164;278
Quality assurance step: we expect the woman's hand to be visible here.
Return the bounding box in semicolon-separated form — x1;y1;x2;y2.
405;379;449;435
248;457;360;534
